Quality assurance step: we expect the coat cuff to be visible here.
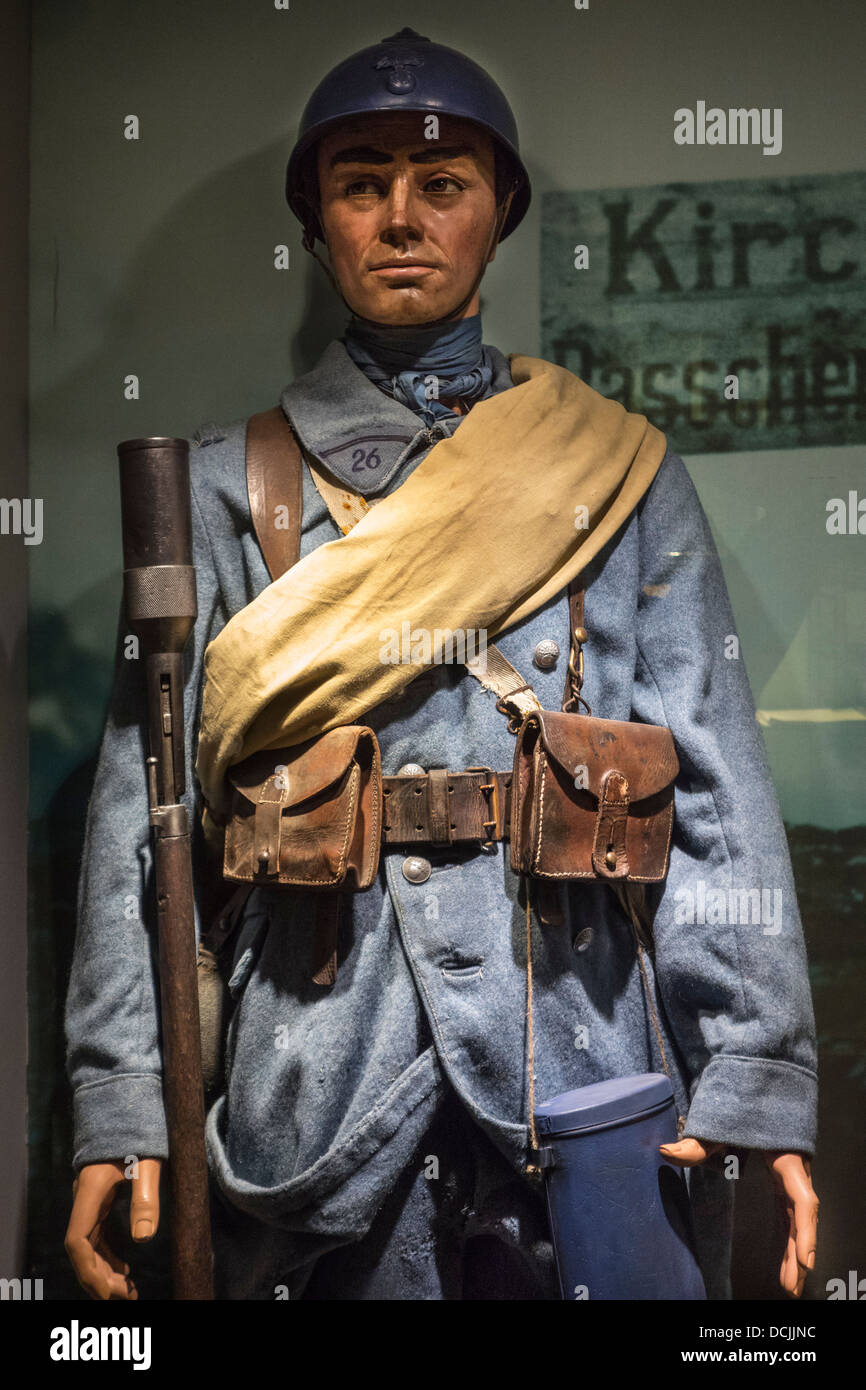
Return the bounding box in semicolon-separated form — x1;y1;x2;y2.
72;1073;169;1172
682;1055;817;1154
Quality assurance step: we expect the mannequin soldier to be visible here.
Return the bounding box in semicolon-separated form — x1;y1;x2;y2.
65;29;819;1301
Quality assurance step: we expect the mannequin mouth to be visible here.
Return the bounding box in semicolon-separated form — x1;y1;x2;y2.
368;260;440;278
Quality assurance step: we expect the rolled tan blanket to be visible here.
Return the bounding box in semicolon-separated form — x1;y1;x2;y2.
196;354;667;816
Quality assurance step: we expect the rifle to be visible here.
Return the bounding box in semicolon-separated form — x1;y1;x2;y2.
118;436;213;1300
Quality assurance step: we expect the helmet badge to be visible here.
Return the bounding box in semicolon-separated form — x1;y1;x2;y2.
374;50;423;95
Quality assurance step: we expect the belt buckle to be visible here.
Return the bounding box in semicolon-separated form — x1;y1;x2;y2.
466;765;500;847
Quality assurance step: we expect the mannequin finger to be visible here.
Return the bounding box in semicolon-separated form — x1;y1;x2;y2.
779;1202;799;1296
791;1187;818;1292
129;1159;161;1241
658;1137;721;1166
65;1171;122;1283
96;1235;131;1279
70;1239;136;1301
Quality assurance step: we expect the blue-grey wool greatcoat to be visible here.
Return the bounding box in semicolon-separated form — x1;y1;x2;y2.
66;340;818;1300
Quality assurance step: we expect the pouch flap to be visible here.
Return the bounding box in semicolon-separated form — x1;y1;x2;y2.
228;727;368;811
529;709;679;801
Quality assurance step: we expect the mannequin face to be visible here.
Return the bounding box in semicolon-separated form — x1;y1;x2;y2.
315;112;502;325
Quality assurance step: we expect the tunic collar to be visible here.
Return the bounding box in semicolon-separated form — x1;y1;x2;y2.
279;338;513;494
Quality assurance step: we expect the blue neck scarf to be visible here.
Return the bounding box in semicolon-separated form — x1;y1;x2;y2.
342;314;494;427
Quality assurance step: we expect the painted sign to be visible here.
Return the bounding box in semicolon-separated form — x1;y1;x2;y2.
541;172;865;453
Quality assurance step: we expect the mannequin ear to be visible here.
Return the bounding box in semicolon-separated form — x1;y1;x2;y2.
486;189;515;265
299;193;326;253
302;222;344;301
298;149;326;249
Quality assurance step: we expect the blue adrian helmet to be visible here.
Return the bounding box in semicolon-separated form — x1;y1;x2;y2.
285;27;531;245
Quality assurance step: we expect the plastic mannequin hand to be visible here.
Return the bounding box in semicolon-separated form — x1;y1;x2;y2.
65;1158;163;1300
660;1139;818;1298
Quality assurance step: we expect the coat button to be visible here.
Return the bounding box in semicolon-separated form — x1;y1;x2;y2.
572;928;594;953
397;763;425;776
402;855;432;884
533;639;560;671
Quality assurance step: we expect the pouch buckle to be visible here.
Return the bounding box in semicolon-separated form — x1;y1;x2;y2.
466;765;501;847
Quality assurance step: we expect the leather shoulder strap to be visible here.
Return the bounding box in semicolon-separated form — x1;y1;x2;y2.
245;407;302;581
245;407;338;986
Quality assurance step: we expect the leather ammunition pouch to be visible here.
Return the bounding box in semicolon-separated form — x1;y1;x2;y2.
510;709;679;883
223;725;383;891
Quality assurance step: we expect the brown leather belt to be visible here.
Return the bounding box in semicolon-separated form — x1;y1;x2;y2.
382;768;512;846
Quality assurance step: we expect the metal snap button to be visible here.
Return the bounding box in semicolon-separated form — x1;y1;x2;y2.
402;856;432;884
572;928;594;953
532;639;560;671
397;763;425;776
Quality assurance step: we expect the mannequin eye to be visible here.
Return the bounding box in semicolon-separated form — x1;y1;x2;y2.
424;176;464;194
345;177;382;196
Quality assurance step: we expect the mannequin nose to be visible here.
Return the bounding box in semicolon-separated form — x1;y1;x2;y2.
380;177;423;246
